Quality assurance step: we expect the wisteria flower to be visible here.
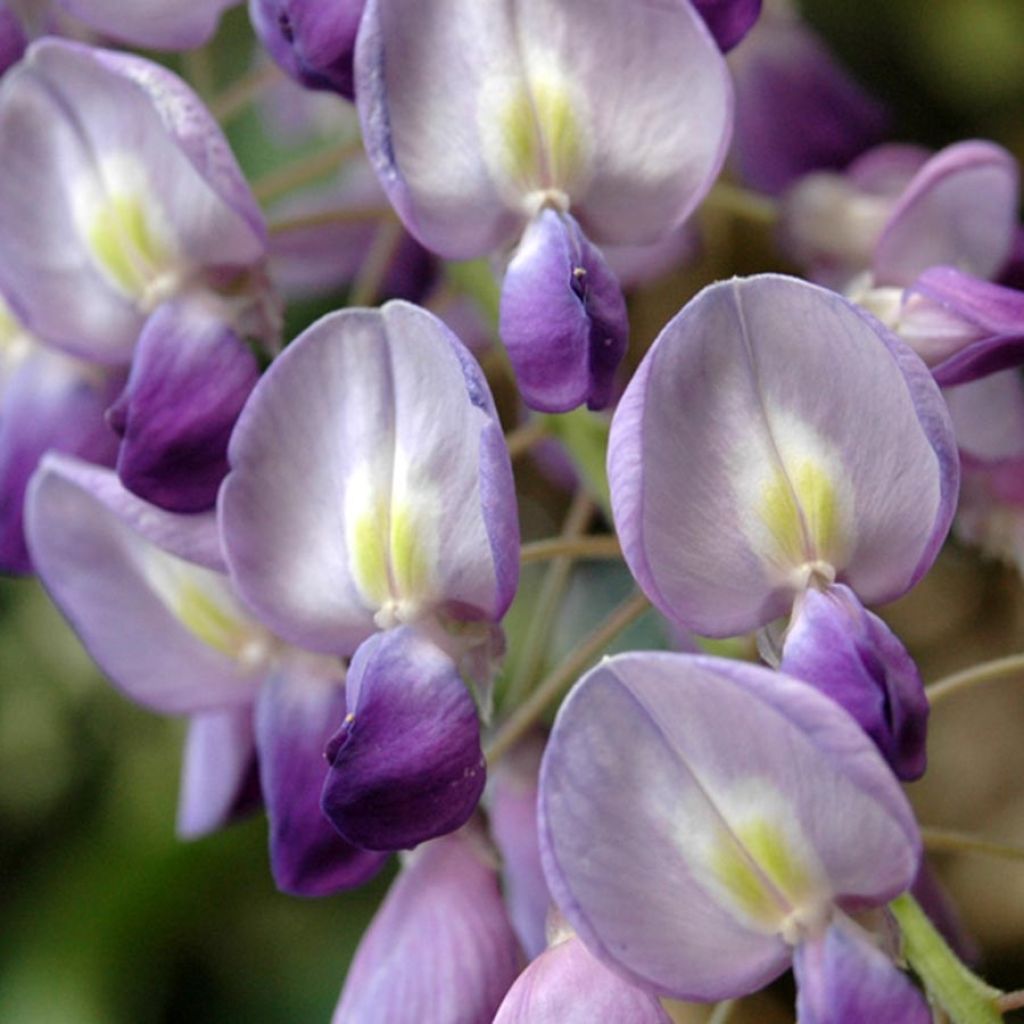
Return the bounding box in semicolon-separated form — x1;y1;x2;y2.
608;275;958;777
221;300;519;847
540;652;929;1021
355;0;733;410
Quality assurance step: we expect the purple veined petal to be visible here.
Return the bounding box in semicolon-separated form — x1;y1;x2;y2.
88;49;267;246
539;653;921;1002
26;454;273;713
221;300;518;655
107;299;260;514
0;329;121;575
794;914;930;1024
692;0;761;53
945;371;1024;463
26;451;225;571
780;583;929;781
249;0;365;98
58;0;237;50
333;829;522;1024
873;140;1019;287
356;0;732;258
493;934;672;1024
898;266;1024;384
728;5;887;196
608;274;958;638
489;734;551;960
256;659;387;896
499;209;628;413
177;705;261;840
0;40;265;360
321;627;485;851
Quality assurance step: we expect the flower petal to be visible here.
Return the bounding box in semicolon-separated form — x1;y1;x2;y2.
322;627;485;851
493;935;672;1024
176;706;261;840
221;301;517;654
108;299;259;513
333;830;522;1023
26;455;270;713
608;275;958;636
539;653;921;1001
780;583;929;781
256;661;387;896
499;209;628;413
61;0;237;49
794;916;930;1024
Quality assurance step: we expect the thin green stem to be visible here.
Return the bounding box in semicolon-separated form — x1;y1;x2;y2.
922;826;1024;864
252;139;364;205
703;182;779;225
707;999;738;1024
267;206;396;236
182;46;215;99
503;492;593;707
890;893;1003;1024
348;219;404;307
485;588;650;764
520;534;622;565
997;991;1024;1013
926;653;1024;707
210;62;283;122
504;418;549;460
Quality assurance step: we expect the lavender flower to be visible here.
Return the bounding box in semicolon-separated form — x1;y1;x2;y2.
540;652;929;1021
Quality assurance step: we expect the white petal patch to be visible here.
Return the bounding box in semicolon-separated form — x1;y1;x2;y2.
677;776;832;941
730;406;856;588
70;153;182;308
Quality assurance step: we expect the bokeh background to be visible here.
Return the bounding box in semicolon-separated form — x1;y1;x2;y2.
3;2;1024;1021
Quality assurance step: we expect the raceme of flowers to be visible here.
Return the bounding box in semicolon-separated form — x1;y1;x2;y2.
2;0;1024;1022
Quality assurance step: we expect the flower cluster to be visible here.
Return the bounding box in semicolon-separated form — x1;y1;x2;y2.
3;1;1024;1022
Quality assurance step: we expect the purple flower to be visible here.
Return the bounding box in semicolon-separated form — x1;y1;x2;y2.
493;932;672;1024
608;275;957;774
0;40;280;511
728;0;887;195
249;0;365;98
221;301;518;847
333;828;522;1023
539;652;928;1020
26;454;385;896
355;0;733;409
781;141;1019;291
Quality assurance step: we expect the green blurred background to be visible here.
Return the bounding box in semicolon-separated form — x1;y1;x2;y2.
3;2;1024;1021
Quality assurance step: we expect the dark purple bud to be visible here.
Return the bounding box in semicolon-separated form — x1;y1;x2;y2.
108;299;260;513
322;627;485;851
692;0;761;52
249;0;365;99
794;916;930;1024
780;583;929;781
494;934;672;1024
500;209;628;413
256;663;387;896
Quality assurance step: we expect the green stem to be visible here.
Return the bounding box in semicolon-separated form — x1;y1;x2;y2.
926;653;1024;707
703;182;779;225
519;534;622;565
252;138;364;205
890;893;1003;1024
503;492;593;708
922;826;1024;864
485;589;650;764
210;62;283;123
348;219;404;307
504;418;549;460
706;999;737;1024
